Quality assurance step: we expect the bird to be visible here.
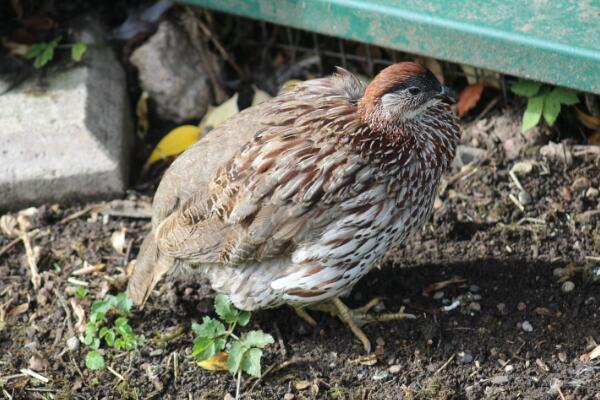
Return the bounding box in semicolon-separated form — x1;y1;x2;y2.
127;62;460;352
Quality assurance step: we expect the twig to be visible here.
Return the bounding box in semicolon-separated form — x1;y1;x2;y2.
196;13;244;78
0;237;20;258
67;277;89;287
58;205;98;225
19;368;49;383
247;357;308;394
434;354;455;375
19;231;40;290
508;194;525;212
53;289;74;337
508;170;525;192
557;386;566;400
2;387;12;400
107;365;125;381
272;322;287;358
235;370;242;400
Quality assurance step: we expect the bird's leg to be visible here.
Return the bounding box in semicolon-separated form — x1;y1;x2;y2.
293;306;317;326
307;297;416;353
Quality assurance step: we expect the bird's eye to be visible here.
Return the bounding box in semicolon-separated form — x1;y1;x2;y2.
408;87;421;95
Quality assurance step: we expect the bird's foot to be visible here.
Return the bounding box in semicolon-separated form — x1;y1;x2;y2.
297;297;416;353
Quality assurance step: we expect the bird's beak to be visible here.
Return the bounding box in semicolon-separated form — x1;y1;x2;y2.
438;84;457;104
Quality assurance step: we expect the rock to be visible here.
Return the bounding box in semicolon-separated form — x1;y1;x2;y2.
571;176;591;192
433;291;444;300
283;394;295;400
451;145;487;169
372;370;390;381
510;160;536;176
489;375;509;384
130;20;215;122
521;321;534;332
518;191;532;205
67;336;80;351
504;364;514;373
0;20;132;211
458;351;473;363
388;365;401;374
586;187;599;198
561;281;575;293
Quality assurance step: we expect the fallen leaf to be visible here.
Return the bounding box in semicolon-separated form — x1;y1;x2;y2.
198;93;239;133
580;344;600;361
251;87;272;106
110;228;127;255
294;380;311;390
70;299;87;333
136;91;149;139
147;125;201;165
351;353;378;366
196;351;228;371
458;82;485;117
8;302;29;317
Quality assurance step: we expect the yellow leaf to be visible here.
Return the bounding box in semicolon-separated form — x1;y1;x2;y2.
279;79;302;94
460;65;501;89
252;86;272;106
196;352;228;371
147;125;200;165
198;93;239;133
136;91;149;139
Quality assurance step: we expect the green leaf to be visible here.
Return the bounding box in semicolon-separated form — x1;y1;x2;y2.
104;330;116;347
542;90;562;126
214;294;239;324
33;44;55;68
85;351;105;370
192;337;218;360
24;43;46;60
192;317;226;339
237;311;251;327
227;341;245;375
115;293;133;313
90;299;112;321
522;94;544;132
75;287;88;299
241;348;263;378
511;80;542;97
71;42;87;62
241;331;274;349
552;87;579;106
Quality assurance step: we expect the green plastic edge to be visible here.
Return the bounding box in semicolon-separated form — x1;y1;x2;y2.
180;0;600;95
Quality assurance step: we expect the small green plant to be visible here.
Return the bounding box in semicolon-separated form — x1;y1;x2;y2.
74;287;88;299
83;292;145;370
511;79;579;132
191;294;274;378
24;36;87;69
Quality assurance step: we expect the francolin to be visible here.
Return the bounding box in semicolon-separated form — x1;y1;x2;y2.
128;62;460;352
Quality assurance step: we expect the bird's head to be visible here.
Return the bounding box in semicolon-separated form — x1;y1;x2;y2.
358;62;455;131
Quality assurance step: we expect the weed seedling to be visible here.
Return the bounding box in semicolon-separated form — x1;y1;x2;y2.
511;79;579;132
24;36;87;69
83;292;144;370
191;294;274;378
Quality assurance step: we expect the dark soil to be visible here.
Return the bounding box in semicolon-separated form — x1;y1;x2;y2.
2;112;600;399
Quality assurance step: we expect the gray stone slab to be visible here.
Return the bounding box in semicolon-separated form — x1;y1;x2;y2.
0;27;133;211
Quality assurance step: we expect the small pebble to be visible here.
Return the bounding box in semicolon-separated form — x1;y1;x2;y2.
469;284;480;293
504;364;514;373
586;187;599;198
67;336;80;351
433;291;444;300
388;365;401;374
561;281;575;293
490;375;509;384
558;352;567;363
518;191;532;205
284;394;295;400
553;267;566;278
521;321;534;332
469;302;481;312
517;302;527;311
496;303;507;314
571;176;591;191
534;307;551;316
458;351;473;363
559;187;572;201
372;370;390;381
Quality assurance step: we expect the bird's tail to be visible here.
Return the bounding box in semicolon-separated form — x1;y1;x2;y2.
126;231;173;307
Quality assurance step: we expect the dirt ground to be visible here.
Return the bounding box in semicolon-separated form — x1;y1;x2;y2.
1;105;600;399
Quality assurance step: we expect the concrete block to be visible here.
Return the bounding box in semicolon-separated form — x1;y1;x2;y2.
0;26;133;211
